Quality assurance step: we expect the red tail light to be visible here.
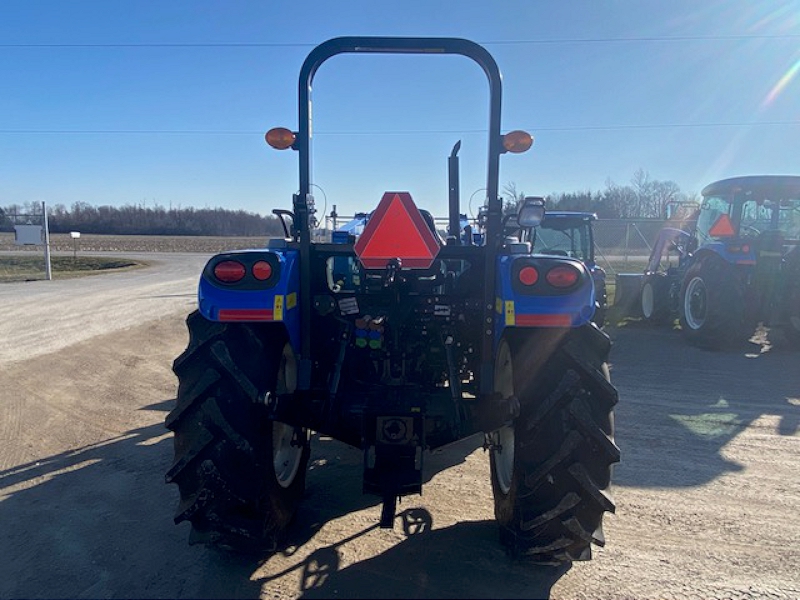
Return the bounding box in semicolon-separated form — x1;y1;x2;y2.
546;265;580;288
518;266;539;286
213;260;246;283
252;260;273;281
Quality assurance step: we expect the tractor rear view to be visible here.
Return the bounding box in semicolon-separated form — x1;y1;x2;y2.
164;37;619;565
528;211;608;327
641;175;800;347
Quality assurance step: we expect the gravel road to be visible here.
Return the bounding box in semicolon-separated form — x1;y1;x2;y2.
0;252;208;365
1;254;798;599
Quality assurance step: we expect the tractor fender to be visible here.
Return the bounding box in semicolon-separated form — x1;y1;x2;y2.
197;248;301;352
493;253;595;344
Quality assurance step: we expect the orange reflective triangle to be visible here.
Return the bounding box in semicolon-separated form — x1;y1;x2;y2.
708;213;735;237
354;192;441;269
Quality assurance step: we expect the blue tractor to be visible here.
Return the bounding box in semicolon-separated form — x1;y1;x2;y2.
165;37;619;564
640;175;800;347
525;211;607;327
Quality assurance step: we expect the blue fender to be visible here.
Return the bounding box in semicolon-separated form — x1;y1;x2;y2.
494;253;596;343
198;249;301;352
698;241;756;267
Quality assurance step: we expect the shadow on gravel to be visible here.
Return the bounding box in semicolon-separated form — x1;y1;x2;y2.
607;323;800;488
271;432;484;554
0;410;263;599
258;507;565;600
0;398;505;599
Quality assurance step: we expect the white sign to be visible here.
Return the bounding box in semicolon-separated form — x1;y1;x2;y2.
70;231;81;239
14;225;43;246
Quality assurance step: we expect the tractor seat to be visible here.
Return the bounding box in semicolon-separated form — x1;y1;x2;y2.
419;209;445;244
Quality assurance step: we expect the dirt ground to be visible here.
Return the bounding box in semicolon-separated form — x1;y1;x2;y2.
2;280;799;598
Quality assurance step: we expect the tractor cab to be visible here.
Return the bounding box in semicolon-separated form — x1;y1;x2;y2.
697;176;800;250
522;210;607;326
529;211;597;263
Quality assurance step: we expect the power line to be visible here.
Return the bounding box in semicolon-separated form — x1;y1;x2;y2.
0;42;311;48
0;129;258;135
525;120;800;132
1;120;799;136
483;34;800;44
0;34;798;48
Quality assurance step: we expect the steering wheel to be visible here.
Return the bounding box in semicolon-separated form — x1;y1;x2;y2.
741;224;761;237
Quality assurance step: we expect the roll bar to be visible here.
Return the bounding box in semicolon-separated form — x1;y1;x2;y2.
292;36;505;247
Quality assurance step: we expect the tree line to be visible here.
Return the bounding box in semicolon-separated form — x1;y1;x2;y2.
0;202;286;237
504;168;699;220
1;169;698;236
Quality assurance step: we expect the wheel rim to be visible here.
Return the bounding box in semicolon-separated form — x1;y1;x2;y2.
493;340;515;495
273;343;303;489
684;276;707;330
273;421;303;488
641;282;654;318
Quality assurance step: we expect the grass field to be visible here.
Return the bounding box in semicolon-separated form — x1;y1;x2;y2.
0;232;269;282
0;255;145;282
0;232;269;254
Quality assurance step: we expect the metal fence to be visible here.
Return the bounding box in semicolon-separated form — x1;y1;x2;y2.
593;218;696;274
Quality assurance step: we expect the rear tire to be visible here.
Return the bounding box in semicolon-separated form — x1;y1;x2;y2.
679;257;744;348
640;274;671;324
165;311;310;551
489;325;619;564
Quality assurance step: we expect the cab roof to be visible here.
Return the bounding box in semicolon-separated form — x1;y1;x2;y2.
701;175;800;199
542;211;597;222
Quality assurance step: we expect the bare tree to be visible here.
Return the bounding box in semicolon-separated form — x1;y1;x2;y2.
502;181;525;216
651;180;681;219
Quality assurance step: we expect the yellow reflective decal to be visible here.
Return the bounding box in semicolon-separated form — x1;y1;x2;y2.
286;292;297;310
505;300;515;326
273;295;284;321
495;297;503;314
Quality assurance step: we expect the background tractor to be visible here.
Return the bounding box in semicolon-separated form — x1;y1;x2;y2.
164;36;619;565
640;175;800;347
526;210;607;327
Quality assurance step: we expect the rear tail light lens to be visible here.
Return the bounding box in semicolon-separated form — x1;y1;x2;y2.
518;265;539;286
213;260;246;283
252;260;273;281
546;265;580;288
727;244;751;254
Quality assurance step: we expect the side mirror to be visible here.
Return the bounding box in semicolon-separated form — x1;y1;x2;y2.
518;196;546;227
502;213;521;231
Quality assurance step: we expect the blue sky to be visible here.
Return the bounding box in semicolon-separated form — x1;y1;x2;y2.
1;1;799;219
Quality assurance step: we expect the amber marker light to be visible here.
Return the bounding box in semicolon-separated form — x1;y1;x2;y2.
266;127;296;150
502;130;533;153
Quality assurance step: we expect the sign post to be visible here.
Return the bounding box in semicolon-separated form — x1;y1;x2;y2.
42;201;52;281
70;231;81;259
10;203;52;280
